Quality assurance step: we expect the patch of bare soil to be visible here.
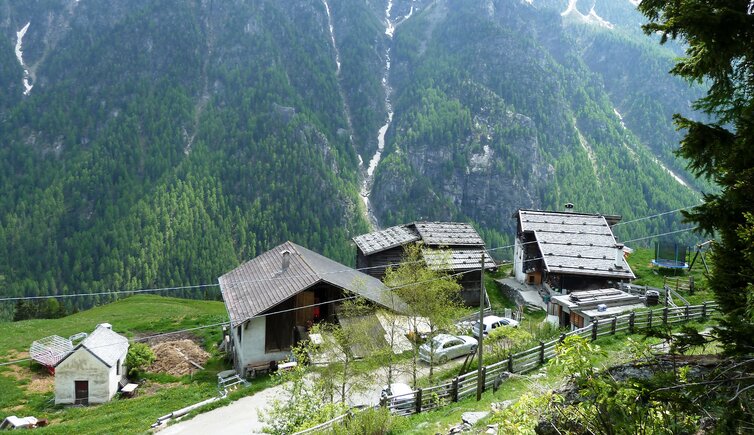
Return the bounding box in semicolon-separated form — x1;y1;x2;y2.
140;331;200;345
147;339;210;376
5;364;26;380
26;376;54;393
5;349;30;360
3;364;54;394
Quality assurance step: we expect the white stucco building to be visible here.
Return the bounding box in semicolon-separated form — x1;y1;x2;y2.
54;324;129;405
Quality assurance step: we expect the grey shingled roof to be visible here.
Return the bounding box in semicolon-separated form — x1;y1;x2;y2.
219;241;408;326
518;210;635;280
57;325;128;368
413;222;485;246
422;247;496;271
353;221;485;256
352;225;420;256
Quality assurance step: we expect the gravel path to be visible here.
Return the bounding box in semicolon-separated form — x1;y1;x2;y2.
155;357;466;434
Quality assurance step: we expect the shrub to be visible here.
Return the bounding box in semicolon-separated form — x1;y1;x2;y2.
126;342;156;379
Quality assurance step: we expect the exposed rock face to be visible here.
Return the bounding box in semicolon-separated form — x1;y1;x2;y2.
372;87;551;235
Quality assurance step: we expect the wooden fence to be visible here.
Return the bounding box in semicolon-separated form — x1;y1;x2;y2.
292;410;354;435
292;302;717;433
379;302;717;415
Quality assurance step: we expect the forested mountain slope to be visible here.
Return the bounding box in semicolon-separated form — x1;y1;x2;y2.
0;0;372;317
0;0;705;318
373;0;704;247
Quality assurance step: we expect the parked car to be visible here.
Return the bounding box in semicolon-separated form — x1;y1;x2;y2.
380;382;414;412
419;334;477;364
472;315;519;338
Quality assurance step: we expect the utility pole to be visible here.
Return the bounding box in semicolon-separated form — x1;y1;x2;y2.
476;251;485;401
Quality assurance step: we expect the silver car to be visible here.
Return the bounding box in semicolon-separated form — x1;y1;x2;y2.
419;333;477;364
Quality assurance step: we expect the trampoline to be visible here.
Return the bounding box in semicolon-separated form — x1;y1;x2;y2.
652;241;689;269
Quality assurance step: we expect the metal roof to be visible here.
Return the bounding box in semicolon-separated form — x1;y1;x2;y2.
352;225;420;256
30;335;73;367
413;222;485;246
57;325;129;368
422;247;496;271
518;210;635;280
219;241;408;326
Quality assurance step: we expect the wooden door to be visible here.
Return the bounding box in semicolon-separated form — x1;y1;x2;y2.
75;380;89;405
295;291;315;325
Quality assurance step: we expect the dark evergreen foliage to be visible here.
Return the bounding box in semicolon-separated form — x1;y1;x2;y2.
639;0;754;354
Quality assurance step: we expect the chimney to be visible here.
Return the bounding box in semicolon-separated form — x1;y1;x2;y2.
98;323;112;330
281;250;291;272
614;244;624;269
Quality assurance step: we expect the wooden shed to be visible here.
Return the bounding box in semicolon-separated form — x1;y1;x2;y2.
353;222;495;306
219;241;408;377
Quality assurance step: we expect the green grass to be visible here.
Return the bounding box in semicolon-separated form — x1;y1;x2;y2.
0;295;235;434
485;269;517;311
400;326;700;434
0;294;228;359
626;248;713;305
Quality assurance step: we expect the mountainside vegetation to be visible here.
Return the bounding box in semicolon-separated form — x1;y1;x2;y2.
0;0;709;319
374;0;705;248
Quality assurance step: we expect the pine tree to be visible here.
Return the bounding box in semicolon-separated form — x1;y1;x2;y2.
639;0;754;353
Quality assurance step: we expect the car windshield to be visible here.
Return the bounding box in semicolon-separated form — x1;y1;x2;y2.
430;336;454;348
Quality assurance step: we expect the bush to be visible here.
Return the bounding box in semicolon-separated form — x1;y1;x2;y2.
126;342;156;379
332;407;399;435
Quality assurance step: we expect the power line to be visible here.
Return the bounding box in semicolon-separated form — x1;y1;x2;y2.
0;226;702;366
0;283;220;302
621;226;699;244
0;207;703;303
0;321;230;368
613;205;699;227
0;260;426;303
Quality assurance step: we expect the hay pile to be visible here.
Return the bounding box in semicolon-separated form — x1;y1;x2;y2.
147;339;210;376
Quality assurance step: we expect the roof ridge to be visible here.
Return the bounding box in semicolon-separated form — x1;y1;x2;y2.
284;241;321;281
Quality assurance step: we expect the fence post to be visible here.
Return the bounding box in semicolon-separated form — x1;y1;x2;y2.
629;312;635;334
663;307;669;326
611;316;617;335
648;309;653;329
480;367;487;393
539;341;545;364
689;276;694;295
685;305;690;321
702;302;707;319
591;319;598;341
508;353;513;373
380;394;387;408
415;388;422;414
451;377;459;402
559;333;567;344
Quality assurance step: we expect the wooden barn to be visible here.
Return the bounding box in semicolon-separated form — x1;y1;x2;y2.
353;222;495;306
513;209;635;292
219;241;407;377
54;324;129;405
